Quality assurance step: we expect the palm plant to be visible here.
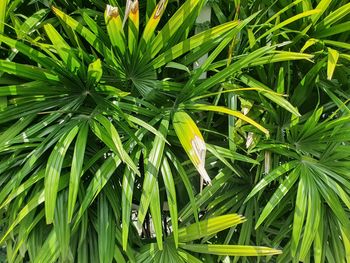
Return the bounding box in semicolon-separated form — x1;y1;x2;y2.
200;0;350;262
0;0;285;262
0;0;349;262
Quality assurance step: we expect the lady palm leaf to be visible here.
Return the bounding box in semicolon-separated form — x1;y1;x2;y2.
105;5;126;55
173;111;210;184
1;0;348;262
45;123;80;223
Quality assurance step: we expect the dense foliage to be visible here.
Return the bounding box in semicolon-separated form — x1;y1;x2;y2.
0;0;349;262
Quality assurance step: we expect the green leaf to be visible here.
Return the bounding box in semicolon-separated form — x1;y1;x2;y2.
260;0;303;27
52;6;108;57
138;116;169;224
291;174;307;257
291;58;326;107
166;149;199;224
311;0;332;24
122;148;141;251
0;96;6;110
17;9;48;39
82;12;110;45
11;210;44;262
245;161;299;203
186;45;275;100
313;208;324;263
178;249;203;263
314;21;350;38
45;125;79;223
0;60;59;82
97;194;115;263
0;115;35;151
54;191;73;262
72;155;121;230
300;38;319;53
125;114;168;143
0;170;45;209
247;28;256;48
180;244;282;256
95;85;130;97
165;62;191;74
161;157;178;247
0;35;65;75
181;12;258;97
0;81;62;96
206;144;239;176
178;214;246;242
324;40;350;51
68;122;88;222
299;176;320;261
207;144;259;164
316;178;350;229
256;9;320;42
240;74;301;116
0;174;69;244
149;180;163;250
316;2;350;30
0;120;70;206
255;167;300;229
0;190;44;245
340;225;350;263
152;20;239;68
92;114;139;176
33;230;60;263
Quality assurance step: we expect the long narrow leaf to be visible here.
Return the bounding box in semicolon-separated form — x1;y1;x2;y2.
45;125;79;223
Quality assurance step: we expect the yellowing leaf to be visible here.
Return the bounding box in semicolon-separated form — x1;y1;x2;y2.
0;0;7;36
128;0;139;54
95;85;130;97
301;38;319;53
173;111;211;184
105;5;126;54
141;0;168;48
87;59;102;86
247;28;256;48
178;214;246;242
122;0;133;28
185;104;269;135
180;244;282;256
327;47;339;80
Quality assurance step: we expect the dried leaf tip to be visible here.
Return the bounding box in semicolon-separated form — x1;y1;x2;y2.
155;0;167;19
122;0;138;27
131;0;139;14
106;5;119;18
191;135;211;184
123;0;138;28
